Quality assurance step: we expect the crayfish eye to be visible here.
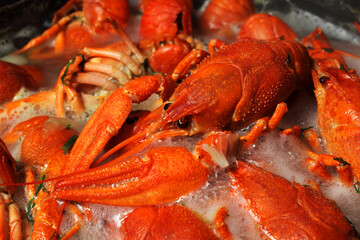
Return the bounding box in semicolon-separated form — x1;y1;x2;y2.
175;11;184;32
125;116;138;125
319;76;330;85
177;117;189;129
285;53;291;64
164;103;172;111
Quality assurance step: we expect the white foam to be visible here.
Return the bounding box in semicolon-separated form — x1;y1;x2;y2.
59;203;133;239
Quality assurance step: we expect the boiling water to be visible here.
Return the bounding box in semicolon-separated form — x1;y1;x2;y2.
1;2;360;239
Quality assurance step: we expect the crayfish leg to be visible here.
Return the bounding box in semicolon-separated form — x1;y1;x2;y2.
171;48;209;82
16;12;84;54
0;193;21;240
214;206;233;240
306;151;354;186
239;102;288;149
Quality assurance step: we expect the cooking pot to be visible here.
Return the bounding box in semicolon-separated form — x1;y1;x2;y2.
0;0;359;57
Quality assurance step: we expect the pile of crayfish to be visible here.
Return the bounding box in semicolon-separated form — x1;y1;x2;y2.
0;0;360;239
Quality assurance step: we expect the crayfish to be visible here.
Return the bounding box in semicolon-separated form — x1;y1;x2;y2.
17;0;131;56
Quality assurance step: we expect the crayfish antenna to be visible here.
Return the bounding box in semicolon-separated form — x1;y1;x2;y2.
92;129;188;168
355;22;360;33
106;19;144;64
91;130;148;167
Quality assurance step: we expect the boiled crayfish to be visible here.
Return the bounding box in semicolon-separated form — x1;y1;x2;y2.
230;161;358;239
138;0;199;75
302;27;360;186
237;13;298;41
234;11;359;187
17;0;131;56
155;38;311;132
140;0;193;40
2;116;85;239
200;0;255;37
0;60;42;105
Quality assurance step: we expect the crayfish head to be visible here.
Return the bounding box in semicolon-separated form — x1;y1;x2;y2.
272;39;312;89
311;63;355;99
312;64;360;114
154;101;229;136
